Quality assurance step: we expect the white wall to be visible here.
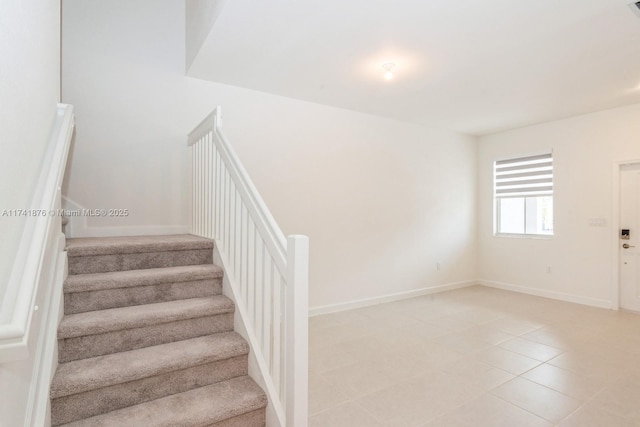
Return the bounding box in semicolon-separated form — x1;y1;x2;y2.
62;0;477;310
0;1;61;425
478;103;640;308
185;0;228;71
0;1;61;303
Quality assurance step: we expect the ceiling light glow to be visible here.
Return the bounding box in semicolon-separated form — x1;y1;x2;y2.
382;62;395;80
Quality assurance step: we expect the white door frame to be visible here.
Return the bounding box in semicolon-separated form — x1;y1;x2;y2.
611;159;640;310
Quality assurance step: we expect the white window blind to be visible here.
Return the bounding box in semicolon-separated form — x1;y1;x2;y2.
494;153;553;198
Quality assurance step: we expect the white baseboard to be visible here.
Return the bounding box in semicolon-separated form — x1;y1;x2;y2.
67;224;190;238
477;279;613;310
309;280;476;317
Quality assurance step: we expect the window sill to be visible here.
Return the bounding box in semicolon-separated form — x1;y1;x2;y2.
493;233;553;239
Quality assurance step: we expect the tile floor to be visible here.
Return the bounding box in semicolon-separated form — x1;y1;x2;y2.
308;286;640;427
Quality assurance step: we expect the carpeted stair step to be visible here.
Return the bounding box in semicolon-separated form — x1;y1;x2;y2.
50;332;250;426
51;233;268;426
58;296;234;362
66;234;213;274
57;375;267;427
64;265;224;314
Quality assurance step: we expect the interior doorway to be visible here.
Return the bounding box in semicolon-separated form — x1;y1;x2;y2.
614;161;640;311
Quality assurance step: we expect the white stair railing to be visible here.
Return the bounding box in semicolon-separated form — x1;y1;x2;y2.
0;104;74;426
188;107;308;427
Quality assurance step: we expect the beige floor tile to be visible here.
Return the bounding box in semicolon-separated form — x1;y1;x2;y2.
373;350;437;383
438;357;496;377
584;382;640;420
351;302;405;317
309;321;377;351
546;351;627;382
422;315;477;333
470;368;516;391
439;357;515;391
403;340;465;369
407;320;453;340
475;346;542;375
615;368;640;386
308;286;640;426
587;331;640;354
308;310;369;334
434;332;493;354
454;325;514;346
361;310;428;330
550;318;611;341
520;327;586;350
482;317;545;336
387;417;449;427
363;327;429;350
318;309;370;324
309;348;359;374
319;359;399;399
498;337;564;361
406;306;459;322
308;373;351;415
448;307;506;324
356;370;484;426
559;402;636;427
522;363;606;401
309;401;388;427
491;377;582;423
419;417;467;427
309;336;392;374
309;316;342;332
366;321;447;349
424;394;552;427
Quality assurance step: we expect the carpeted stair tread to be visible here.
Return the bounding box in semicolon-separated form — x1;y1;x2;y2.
58;296;233;339
59;376;267;427
52;233;268;425
66;234;213;257
64;265;223;293
51;332;249;399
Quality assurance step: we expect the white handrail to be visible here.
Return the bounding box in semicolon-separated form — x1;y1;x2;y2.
188;107;308;427
0;104;75;362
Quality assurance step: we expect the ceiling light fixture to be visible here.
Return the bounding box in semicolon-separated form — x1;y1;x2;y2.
382;62;395;80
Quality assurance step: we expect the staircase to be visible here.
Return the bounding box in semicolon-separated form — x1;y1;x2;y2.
50;234;267;426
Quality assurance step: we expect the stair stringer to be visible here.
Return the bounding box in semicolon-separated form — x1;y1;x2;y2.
213;244;284;427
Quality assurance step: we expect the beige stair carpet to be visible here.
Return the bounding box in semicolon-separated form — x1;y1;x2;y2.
50;234;266;426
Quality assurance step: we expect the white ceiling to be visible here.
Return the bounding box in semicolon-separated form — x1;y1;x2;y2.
187;0;640;135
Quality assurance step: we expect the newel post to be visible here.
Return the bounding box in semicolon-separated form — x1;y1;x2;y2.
285;235;309;427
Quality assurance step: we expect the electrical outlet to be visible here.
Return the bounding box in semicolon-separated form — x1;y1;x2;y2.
546;266;552;274
436;262;442;271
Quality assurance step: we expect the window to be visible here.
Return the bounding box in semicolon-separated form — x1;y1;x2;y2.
494;153;553;236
